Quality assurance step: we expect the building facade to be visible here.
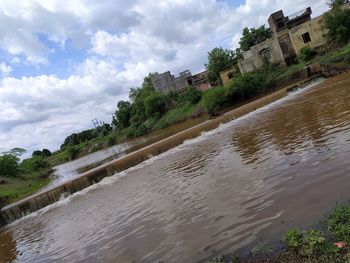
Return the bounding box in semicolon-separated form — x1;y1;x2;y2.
238;7;329;74
219;66;238;86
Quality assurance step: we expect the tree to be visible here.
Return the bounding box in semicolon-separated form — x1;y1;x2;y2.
239;26;272;52
0;150;21;177
113;101;132;129
206;47;237;83
144;93;166;118
180;86;202;104
324;1;350;44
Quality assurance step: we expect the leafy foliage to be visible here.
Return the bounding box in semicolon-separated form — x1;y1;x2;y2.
32;149;52;158
179;86;203;104
238;26;272;52
113;100;132;129
283;229;326;256
328;204;350;243
0;154;20;177
144;93;167;118
298;47;318;61
206;47;238;83
202;86;227;115
324;1;350;44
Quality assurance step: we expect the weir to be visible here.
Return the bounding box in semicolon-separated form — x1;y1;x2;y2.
0;71;322;228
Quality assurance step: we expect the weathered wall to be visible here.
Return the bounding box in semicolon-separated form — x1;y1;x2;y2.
289;15;327;54
238;37;286;73
219;66;237;86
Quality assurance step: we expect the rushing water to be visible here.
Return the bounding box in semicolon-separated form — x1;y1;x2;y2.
1;73;350;263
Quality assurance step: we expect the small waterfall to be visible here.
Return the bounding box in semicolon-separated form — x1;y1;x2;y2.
0;73;322;228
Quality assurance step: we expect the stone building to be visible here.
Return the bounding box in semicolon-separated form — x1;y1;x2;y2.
238;7;329;74
186;70;211;91
151;70;192;93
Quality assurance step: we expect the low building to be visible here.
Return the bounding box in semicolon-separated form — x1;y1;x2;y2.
238;37;286;73
289;15;327;54
219;66;238;86
238;6;329;74
186;70;211;91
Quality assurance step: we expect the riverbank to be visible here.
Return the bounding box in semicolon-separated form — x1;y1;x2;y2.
0;76;325;228
48;43;350;168
208;203;350;263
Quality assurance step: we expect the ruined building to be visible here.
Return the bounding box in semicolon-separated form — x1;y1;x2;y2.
151;70;210;93
238;7;328;73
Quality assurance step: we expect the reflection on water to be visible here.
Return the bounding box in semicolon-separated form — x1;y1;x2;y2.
1;73;350;262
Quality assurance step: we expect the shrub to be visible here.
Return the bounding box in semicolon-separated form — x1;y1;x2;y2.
0;154;20;177
298;47;317;61
126;124;149;138
283;229;326;256
21;157;50;173
324;2;350;44
180;86;203;104
328;204;350;243
144;93;167;118
202;86;227;115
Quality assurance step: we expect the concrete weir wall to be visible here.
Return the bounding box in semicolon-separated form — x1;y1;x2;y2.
0;73;322;228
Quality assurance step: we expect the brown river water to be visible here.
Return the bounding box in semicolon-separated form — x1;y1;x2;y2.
1;73;350;263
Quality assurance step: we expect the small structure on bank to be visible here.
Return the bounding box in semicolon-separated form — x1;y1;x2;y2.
219;66;239;86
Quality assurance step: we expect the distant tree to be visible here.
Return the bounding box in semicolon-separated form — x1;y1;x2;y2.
113;101;132;129
144;93;167;118
41;149;52;157
239;26;272;52
32;150;43;157
324;0;350;44
0;149;23;177
206;47;237;83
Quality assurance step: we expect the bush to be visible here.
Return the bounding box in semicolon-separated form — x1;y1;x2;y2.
324;3;350;44
202;86;227;115
283;229;326;256
144;93;167;118
0;154;20;177
180;86;202;104
21;157;50;173
298;47;317;61
327;204;350;243
126;124;149;139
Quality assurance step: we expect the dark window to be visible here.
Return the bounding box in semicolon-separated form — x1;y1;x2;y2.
228;72;234;79
276;18;285;29
262;49;272;60
280;43;290;54
302;32;311;43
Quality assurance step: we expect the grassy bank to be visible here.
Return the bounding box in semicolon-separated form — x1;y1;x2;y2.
209;203;350;263
0;153;52;208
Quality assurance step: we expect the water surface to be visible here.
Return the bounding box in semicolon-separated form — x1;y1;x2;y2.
1;73;350;263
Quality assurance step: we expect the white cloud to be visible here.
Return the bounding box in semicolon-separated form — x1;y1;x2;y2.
0;62;12;77
0;0;330;153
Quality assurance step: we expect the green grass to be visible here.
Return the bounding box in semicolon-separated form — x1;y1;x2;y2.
317;44;350;66
153;103;202;130
0;176;50;206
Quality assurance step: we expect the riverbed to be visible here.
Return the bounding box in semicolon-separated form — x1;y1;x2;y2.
1;73;350;263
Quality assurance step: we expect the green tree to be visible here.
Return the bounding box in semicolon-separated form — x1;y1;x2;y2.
239;26;272;52
324;1;350;44
113;101;132;129
144;93;167;118
0;151;21;178
206;47;237;83
180;86;202;104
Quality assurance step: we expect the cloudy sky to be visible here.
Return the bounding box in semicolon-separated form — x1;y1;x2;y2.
0;0;329;155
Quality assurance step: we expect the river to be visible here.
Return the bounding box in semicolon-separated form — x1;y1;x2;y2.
1;72;350;263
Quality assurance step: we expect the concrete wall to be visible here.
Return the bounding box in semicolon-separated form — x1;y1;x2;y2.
151;71;176;93
289;15;327;54
219;66;237;86
238;37;286;73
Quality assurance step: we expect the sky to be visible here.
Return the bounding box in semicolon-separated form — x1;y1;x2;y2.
0;0;330;155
